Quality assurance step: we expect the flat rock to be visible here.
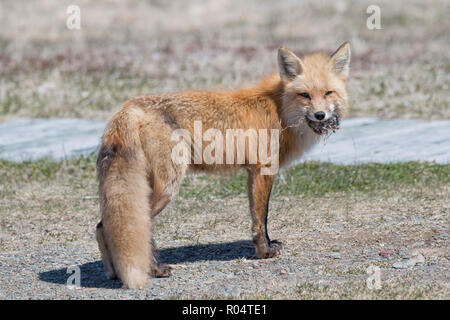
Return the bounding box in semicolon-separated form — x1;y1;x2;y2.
392;252;425;269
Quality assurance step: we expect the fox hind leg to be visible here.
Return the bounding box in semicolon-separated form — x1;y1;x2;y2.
95;221;117;280
150;239;172;278
148;189;173;278
147;159;186;278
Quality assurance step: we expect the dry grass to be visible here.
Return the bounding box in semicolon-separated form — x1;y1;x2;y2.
0;0;449;120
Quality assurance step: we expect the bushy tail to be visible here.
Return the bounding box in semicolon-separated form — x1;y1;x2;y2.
97;109;153;289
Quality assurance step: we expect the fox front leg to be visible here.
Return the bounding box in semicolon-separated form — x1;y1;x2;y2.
247;168;282;258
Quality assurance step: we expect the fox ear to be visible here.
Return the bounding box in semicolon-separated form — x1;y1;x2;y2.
329;42;351;79
278;47;303;81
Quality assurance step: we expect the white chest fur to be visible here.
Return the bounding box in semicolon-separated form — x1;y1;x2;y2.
282;123;321;168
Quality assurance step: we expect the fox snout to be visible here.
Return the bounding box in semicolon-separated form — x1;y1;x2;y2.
307;103;336;122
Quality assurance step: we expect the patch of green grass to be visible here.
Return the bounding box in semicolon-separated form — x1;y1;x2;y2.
0;157;62;180
1;155;449;199
180;161;449;199
0;154;96;182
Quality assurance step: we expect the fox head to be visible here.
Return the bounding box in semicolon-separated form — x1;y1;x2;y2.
277;43;351;134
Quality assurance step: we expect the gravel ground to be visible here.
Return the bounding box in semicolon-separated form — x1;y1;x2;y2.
1;244;448;299
1;188;448;299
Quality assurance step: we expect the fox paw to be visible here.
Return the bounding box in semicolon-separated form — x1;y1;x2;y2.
256;240;283;259
152;264;172;278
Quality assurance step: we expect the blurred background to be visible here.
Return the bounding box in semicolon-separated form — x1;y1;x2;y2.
0;0;448;121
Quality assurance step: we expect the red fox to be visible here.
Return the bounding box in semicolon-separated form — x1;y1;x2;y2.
96;43;351;288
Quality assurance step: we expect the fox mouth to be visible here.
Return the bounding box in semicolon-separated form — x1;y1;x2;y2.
306;114;340;135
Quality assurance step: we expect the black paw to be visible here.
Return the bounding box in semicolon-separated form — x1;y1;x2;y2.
153;264;172;278
256;240;283;259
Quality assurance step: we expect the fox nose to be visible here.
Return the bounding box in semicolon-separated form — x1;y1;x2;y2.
314;111;326;120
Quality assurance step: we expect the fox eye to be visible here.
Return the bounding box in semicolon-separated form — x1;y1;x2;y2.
298;92;310;99
325;91;333;96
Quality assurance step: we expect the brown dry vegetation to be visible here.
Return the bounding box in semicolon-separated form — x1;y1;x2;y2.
0;0;449;120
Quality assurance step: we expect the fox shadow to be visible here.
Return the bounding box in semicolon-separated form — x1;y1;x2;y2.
158;239;254;264
39;240;254;289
